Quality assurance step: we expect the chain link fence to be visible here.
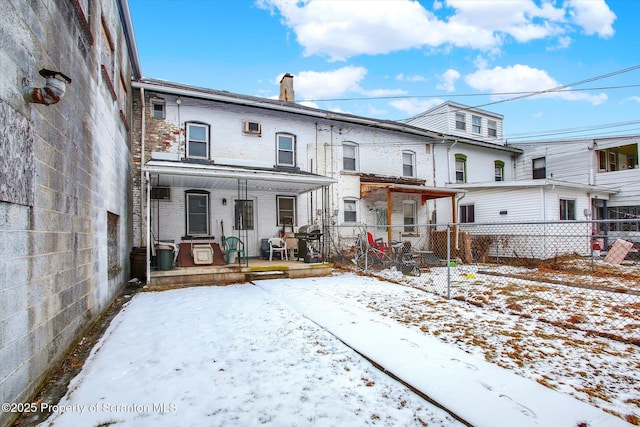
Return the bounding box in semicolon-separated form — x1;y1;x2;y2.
326;220;640;344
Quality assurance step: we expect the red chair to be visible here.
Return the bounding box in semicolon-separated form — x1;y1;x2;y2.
367;232;387;251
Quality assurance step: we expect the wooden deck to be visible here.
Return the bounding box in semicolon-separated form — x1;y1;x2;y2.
147;258;333;289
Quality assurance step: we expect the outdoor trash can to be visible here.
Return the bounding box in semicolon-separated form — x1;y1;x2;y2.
156;246;174;270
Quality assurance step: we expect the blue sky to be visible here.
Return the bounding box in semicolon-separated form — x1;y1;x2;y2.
128;0;639;141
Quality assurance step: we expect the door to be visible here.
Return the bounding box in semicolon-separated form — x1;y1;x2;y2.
233;198;258;256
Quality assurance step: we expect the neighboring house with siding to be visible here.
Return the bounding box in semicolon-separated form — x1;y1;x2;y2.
405;102;616;257
511;135;640;242
0;1;140;426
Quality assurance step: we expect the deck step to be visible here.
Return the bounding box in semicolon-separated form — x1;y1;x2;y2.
246;271;289;281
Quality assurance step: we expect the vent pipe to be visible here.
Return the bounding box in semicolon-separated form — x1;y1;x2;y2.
23;69;72;105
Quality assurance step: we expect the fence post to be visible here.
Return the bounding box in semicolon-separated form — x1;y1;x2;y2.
446;224;451;300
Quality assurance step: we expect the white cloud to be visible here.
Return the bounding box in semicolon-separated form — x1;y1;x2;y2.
389;98;445;117
621;96;640;104
283;66;368;99
257;0;614;60
436;69;461;92
465;64;607;105
567;0;616;38
396;73;426;83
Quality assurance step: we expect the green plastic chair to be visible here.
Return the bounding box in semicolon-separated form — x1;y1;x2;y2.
224;236;246;264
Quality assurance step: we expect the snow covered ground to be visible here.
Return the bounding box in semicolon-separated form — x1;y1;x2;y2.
39;273;638;426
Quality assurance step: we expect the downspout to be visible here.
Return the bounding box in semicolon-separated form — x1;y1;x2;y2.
140;87;146;246
145;171;151;285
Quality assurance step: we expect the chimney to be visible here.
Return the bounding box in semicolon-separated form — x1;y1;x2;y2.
279;73;295;102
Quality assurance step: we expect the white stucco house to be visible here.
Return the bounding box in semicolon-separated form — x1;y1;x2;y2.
130;75;462;277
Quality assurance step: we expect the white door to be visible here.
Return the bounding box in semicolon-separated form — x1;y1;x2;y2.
233;198;258;257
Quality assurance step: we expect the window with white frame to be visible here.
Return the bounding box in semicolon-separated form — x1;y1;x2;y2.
277;196;296;226
343;199;357;223
488;120;497;137
402;151;415;177
460;204;475;223
560;199;576;220
151;100;165;119
494;160;504;182
472;115;482;134
185;190;210;236
186;122;209;159
455;153;467;183
403;201;416;233
342;142;358;171
276;133;296;167
455;112;466;130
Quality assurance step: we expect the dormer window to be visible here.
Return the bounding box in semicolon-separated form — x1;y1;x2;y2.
488;120;497;137
472;115;482;134
455;112;466;130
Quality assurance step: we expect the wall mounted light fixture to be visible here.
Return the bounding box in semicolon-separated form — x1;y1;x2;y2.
222;198;227;205
23;69;72;105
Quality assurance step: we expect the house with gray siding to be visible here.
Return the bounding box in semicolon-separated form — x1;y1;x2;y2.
0;1;140;425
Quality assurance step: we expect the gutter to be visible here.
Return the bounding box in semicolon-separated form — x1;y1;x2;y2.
116;0;142;79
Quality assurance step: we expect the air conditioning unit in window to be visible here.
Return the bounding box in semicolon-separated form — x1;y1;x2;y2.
243;121;261;135
150;186;171;201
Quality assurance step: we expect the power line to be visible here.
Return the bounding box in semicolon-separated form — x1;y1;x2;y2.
307;83;640;103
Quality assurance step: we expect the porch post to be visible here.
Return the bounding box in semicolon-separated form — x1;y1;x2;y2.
145;171;151;285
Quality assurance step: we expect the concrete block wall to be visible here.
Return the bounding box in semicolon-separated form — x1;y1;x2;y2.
0;1;134;425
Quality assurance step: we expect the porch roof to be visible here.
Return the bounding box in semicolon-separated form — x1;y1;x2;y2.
360;182;464;203
143;160;336;194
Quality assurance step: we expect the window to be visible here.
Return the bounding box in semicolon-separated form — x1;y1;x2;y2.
403;201;416;233
402;151;415;177
343;199;357;222
234;199;254;230
597;144;639;172
375;207;388;231
186;123;209;159
151;101;165;119
455;112;466;130
488;120;497;137
460;204;475;223
494;160;504;182
472;115;482;134
532;157;546;179
560;199;576;220
455;153;467;183
185;191;210;236
276;133;296;167
343;142;358;171
150;187;171;201
276;196;296;226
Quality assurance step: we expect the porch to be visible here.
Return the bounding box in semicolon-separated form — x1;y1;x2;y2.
147;258;334;289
